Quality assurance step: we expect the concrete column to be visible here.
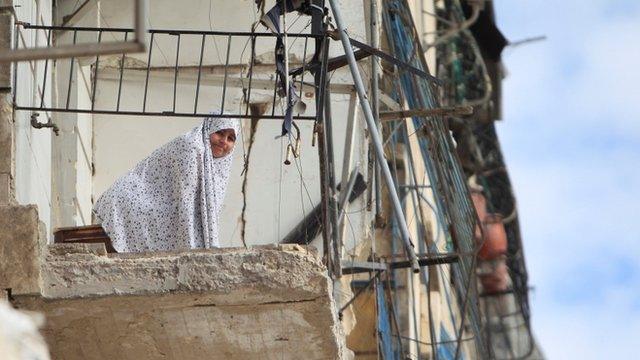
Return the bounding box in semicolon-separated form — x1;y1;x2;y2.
0;94;13;205
0;2;46;297
0;3;11;88
0;4;14;205
0;204;44;295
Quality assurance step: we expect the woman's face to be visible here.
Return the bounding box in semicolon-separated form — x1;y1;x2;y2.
209;128;236;158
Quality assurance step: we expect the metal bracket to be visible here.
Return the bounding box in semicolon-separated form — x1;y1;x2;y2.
30;113;59;136
341;260;387;275
380;105;474;121
326;31;443;86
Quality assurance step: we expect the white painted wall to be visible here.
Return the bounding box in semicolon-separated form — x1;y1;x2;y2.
88;0;372;250
12;0;53;239
51;2;100;231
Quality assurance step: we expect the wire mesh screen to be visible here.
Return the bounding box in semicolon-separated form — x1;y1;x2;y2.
381;0;487;357
14;24;321;120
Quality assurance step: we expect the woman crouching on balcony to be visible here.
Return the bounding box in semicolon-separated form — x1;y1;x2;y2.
93;115;239;253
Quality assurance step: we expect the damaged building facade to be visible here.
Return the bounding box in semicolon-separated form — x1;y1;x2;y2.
1;0;543;359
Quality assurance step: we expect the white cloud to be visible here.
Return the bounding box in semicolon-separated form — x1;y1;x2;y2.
500;0;640;138
534;302;640;360
494;0;640;358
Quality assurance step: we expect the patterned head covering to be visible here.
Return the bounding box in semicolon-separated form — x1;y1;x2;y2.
93;115;240;252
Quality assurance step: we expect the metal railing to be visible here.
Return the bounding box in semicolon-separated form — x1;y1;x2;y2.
14;24;322;120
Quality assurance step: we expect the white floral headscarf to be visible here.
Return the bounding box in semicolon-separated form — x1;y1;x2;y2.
93;115;240;252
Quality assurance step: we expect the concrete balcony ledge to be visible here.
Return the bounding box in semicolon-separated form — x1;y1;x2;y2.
39;243;327;302
11;243;348;359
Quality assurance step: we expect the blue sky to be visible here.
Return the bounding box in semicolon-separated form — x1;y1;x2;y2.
493;1;640;358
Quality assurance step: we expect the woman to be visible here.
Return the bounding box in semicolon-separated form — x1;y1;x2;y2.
93;115;240;253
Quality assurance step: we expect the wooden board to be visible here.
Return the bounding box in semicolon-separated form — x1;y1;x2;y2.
53;225;116;253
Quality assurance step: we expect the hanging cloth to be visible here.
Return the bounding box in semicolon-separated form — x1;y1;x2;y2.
258;0;311;136
93;116;240;252
259;0;314;34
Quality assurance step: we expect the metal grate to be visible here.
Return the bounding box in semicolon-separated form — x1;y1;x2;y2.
14;24;323;120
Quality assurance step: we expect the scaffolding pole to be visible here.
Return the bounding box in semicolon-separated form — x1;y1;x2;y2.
370;0;383;222
327;0;419;273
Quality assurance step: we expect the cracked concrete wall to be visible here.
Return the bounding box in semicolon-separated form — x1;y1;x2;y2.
12;244;348;360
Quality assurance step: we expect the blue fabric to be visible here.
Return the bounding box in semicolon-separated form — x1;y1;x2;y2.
438;324;463;360
376;283;396;359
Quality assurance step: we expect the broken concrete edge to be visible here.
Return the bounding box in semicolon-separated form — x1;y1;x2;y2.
327;286;353;360
39;243;331;303
45;242;318;257
32;243;350;359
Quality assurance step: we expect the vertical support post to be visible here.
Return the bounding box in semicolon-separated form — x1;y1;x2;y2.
134;0;147;51
65;31;78;110
282;0;289;100
172;34;180;113
1;12;16;206
39;29;51;108
317;121;333;274
370;0;383;222
220;34;232;113
338;92;358;252
311;1;333;276
90;31;103;111
116;32;128;111
193;34;205;114
402;120;439;359
339;93;359;195
407;269;419;358
298;37;309;100
244;34;256;116
328;0;420;272
323;87;342;278
142;32;154;112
